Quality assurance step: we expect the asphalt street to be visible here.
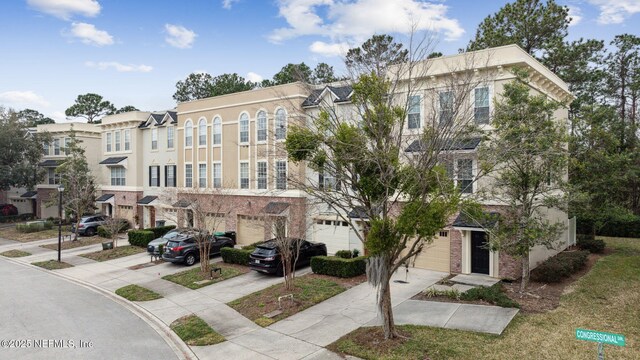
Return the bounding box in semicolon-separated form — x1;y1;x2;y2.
0;258;178;360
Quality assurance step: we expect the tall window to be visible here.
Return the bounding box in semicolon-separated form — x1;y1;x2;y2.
240;162;249;189
212;163;221;188
319;169;337;190
257;161;267;189
115;131;121;151
276;160;287;190
54;138;60;155
47;168;60;184
213;117;221;145
257;111;267;142
110;167;126;186
151;128;158;150
198;164;207;188
439;91;454;125
165;165;176;187
43;142;49;156
185;164;193;187
457;159;473;194
198;118;207;146
185;120;193;147
124;129;131;151
408;95;421;129
167;126;174;149
275;108;286;140
64;137;71;155
106;133;112;152
239;113;249;143
474;87;490;124
149;166;160;186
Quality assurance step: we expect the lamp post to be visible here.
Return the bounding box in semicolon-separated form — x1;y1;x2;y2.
57;185;64;262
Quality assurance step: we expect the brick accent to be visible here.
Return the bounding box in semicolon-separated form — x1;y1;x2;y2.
449;228;463;273
103;190;144;226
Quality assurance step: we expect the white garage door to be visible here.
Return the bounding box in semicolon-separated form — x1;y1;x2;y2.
203;214;225;233
237;215;265;246
412;230;451;272
313;219;351;255
116;205;135;225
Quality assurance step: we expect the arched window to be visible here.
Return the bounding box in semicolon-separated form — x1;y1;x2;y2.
275;108;286;140
213;117;221;145
257;111;267;142
198;118;207;146
239;113;249;143
185;120;193;147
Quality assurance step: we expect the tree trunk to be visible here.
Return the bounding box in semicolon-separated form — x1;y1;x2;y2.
520;254;530;293
378;277;397;339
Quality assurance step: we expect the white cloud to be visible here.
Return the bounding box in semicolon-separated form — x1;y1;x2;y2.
588;0;640;24
69;22;113;46
309;41;349;57
164;24;197;49
27;0;101;20
269;0;464;44
222;0;239;9
246;72;264;83
0;90;50;107
51;111;67;122
85;61;153;72
567;6;583;26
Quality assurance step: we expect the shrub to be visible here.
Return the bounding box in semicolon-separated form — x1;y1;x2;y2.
221;247;253;265
97;226;110;238
334;250;353;259
16;221;53;233
577;234;605;254
577;216;640;238
352;249;360;258
461;284;520;308
311;256;366;278
0;204;18;216
142;225;176;239
128;230;155;247
531;250;589;283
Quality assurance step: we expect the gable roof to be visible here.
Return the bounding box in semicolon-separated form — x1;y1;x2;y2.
261;202;290;215
20;191;37;199
302;85;353;107
139;110;177;128
96;194;114;202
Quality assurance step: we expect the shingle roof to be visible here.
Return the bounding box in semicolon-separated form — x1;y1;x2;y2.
452;212;500;229
39;159;63;167
261;202;290;215
96;194;114;202
172;199;191;208
165;111;178;124
99;157;127;165
405;137;483;153
348;207;368;219
137;195;158;205
20;191;37;198
302;85;353;107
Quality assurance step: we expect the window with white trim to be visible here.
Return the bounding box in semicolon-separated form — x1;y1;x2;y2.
47;168;60;185
257;111;267;142
167;126;174;149
106;133;112;152
198;163;207;188
276;160;287;190
165;165;176;187
110;167;126;186
43;142;49;156
151;128;158;150
408;95;421;129
149;165;160;187
124;129;131;151
239;113;249;143
474;87;490;124
185;164;193;187
319;169;338;190
185;120;193;147
275;108;286;140
115;131;121;151
257;161;267;189
457;159;474;194
53;138;60;155
64;137;71;155
439;91;454;126
240;162;249;189
213;117;221;145
198;118;207;146
212;163;221;188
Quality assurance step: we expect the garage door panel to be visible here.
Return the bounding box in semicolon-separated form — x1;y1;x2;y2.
411;232;450;272
313;220;350;255
203;215;225;233
237;216;265;246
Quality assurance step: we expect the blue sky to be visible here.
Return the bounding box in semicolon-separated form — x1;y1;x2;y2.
0;0;638;122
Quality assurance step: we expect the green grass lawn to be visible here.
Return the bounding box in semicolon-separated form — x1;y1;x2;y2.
162;263;248;289
0;225;72;242
170;315;225;346
32;260;74;270
330;237;640;360
0;250;31;257
40;237;106;251
80;245;145;262
115;284;163;301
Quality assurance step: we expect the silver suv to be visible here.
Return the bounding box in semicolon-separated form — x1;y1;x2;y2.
71;215;107;236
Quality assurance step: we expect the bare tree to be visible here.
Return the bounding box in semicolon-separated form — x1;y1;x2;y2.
100;216;128;248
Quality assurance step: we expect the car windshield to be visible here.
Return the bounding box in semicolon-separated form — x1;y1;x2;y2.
166;241;180;249
163;231;181;240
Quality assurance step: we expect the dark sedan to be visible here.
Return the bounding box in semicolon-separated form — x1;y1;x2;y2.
249;238;327;276
162;234;235;266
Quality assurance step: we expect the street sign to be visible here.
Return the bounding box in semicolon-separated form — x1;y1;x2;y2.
576;329;626;347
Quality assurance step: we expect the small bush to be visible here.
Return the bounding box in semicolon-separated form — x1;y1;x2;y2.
352;249;360;258
311;256;366;278
220;247;253;265
142;225;176;239
128;230;155;247
531;250;589;283
461;284;520;308
334;250;353;259
97;226;110;238
577;234;605;254
16;221;53;233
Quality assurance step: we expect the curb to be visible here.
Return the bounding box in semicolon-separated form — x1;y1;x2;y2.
1;256;197;360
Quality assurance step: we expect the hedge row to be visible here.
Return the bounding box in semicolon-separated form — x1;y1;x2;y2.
0;214;34;223
16;221;53;233
576;234;606;254
577;217;640;238
142;225;176;239
531;250;589;283
128;230;155;247
310;256;366;278
220;247;253;265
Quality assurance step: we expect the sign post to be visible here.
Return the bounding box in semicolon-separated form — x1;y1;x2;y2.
575;329;625;359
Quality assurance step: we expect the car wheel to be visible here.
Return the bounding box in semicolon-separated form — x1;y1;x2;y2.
184;253;196;266
85;227;96;236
